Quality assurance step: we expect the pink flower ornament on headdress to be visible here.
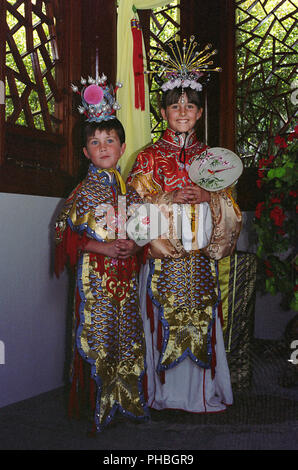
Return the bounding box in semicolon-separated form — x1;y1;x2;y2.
83;84;104;105
71;74;123;122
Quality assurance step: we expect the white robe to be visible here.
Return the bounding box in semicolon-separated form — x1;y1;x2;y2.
139;262;233;413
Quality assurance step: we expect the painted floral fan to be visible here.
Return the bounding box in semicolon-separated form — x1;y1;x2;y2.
188;147;243;191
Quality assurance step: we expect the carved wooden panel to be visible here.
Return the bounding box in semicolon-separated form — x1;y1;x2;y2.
0;0;83;197
145;2;181;141
5;0;62;133
0;0;118;197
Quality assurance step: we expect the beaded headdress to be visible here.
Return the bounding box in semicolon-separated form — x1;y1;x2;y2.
146;36;221;96
71;74;123;122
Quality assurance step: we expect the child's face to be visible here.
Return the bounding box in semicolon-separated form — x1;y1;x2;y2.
83;129;126;170
161;93;202;134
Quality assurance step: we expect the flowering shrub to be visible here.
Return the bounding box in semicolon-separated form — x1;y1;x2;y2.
253;124;298;311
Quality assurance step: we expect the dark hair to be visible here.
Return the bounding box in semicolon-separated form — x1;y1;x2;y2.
161;87;202;110
83;118;125;146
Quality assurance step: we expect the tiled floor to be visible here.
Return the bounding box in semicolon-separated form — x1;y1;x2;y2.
1;340;298;451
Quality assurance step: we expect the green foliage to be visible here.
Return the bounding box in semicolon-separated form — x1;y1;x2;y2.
253;124;298;311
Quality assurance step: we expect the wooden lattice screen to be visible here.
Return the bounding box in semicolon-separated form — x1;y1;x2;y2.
0;0;82;197
147;2;181;141
5;1;293;200
235;0;298;167
5;0;61;132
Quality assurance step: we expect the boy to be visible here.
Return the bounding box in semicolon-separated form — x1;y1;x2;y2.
55;76;149;432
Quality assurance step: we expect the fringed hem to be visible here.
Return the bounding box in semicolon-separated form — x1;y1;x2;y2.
55;225;88;277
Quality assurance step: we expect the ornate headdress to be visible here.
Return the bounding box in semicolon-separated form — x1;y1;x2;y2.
71;74;123;122
146;35;221;95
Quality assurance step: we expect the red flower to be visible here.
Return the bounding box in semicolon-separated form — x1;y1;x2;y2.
258;158;266;168
269;206;286;227
288;125;298;141
289;190;298;198
255;201;265;219
264;261;274;277
270;196;281;205
256;179;263;189
277;228;285;236
274;135;288;148
258;169;265;178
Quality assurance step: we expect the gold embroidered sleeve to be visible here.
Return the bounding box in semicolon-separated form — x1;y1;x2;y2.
129;172;161;202
201;187;242;260
129;171;186;259
55;184;82;245
68;202;111;241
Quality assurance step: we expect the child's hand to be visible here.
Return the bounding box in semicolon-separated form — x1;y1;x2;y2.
173;186;210;204
83;238;140;258
103;239;123;258
183;185;211;203
116;239;140;259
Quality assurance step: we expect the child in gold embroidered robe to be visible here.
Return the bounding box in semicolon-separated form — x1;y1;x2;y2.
127;95;242;413
55;124;149;432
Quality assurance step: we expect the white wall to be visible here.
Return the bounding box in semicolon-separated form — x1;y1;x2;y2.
0;193;69;407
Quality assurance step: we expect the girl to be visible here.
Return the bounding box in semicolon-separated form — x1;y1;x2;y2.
127;85;242;413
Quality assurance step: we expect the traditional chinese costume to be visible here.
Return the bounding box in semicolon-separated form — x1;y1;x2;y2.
55;163;149;431
127;128;242;412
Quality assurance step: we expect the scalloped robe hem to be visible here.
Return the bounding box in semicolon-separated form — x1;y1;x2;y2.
139;262;233;413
